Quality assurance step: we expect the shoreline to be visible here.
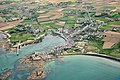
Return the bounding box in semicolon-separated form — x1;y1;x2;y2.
1;52;120;80
16;52;120;80
63;53;120;62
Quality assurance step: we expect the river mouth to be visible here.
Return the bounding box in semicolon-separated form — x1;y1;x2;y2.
45;55;120;80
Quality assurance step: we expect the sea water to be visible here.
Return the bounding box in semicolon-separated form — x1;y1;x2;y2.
0;34;120;80
45;55;120;80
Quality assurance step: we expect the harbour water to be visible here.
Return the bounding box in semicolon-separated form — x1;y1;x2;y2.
0;34;65;73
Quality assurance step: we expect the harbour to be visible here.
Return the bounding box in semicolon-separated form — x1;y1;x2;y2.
0;34;66;73
0;0;120;80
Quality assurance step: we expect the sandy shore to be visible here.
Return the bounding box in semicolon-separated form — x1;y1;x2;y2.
63;52;120;62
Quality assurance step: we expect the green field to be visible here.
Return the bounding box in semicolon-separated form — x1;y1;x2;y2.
100;21;120;30
88;36;120;58
10;32;34;43
102;6;116;9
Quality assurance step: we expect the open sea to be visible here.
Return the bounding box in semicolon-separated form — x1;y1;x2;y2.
45;55;120;80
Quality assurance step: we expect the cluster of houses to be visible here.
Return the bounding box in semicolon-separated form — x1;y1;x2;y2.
74;41;88;53
76;19;92;25
30;52;52;61
29;39;74;60
0;1;12;5
16;24;44;35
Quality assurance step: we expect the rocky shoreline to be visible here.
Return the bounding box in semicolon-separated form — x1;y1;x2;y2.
0;31;11;51
0;51;120;80
17;52;120;80
16;52;63;80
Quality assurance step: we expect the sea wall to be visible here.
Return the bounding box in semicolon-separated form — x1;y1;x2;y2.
63;53;120;62
83;53;120;62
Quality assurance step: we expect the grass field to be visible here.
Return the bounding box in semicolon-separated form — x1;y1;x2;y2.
10;32;34;43
102;6;116;9
88;37;120;58
46;0;77;3
100;21;120;30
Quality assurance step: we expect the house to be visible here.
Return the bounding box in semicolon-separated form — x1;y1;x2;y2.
102;31;120;49
74;41;88;53
76;19;90;24
30;52;52;61
105;18;114;21
110;9;117;13
35;0;41;3
95;12;102;17
11;17;20;21
31;52;42;61
111;25;120;30
75;42;88;49
0;17;6;23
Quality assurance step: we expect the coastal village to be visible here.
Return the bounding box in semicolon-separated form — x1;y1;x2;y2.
0;0;120;80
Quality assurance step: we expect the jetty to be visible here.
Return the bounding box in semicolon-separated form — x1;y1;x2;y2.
13;34;45;48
